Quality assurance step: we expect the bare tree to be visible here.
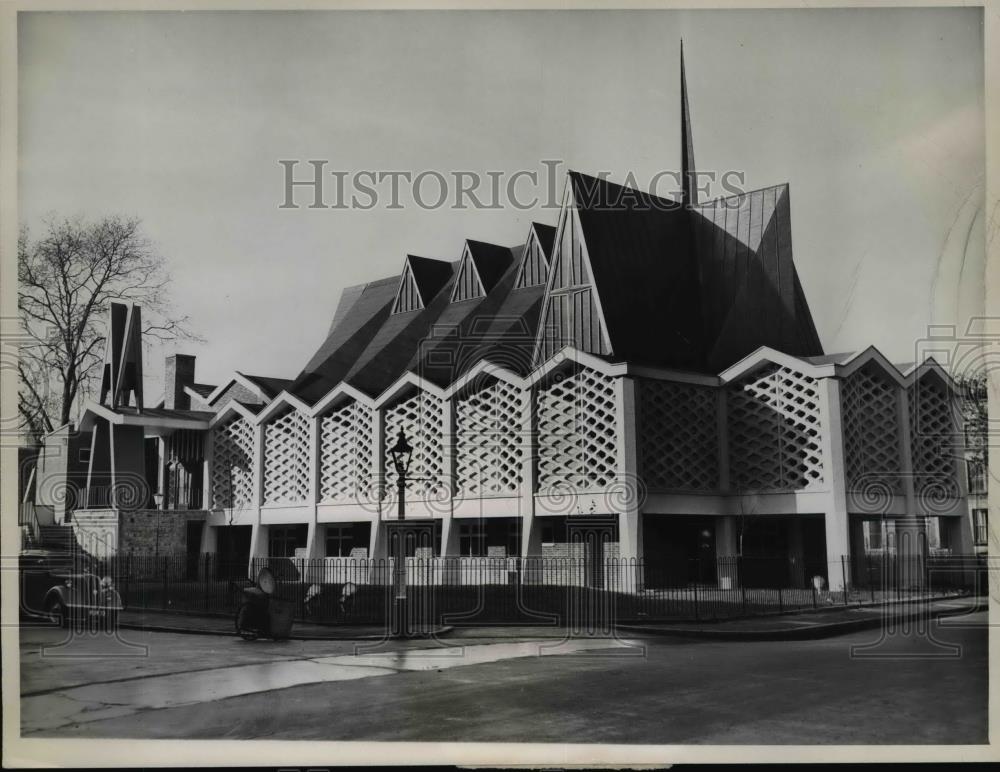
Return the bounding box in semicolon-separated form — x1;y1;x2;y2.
958;371;988;489
18;215;200;441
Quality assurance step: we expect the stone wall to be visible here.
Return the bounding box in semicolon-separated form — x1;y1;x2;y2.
119;509;207;555
71;508;207;557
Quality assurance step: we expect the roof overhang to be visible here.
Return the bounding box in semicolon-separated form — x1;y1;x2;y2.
208;400;261;428
79;402;211;434
718;346;838;384
254;391;313;425
444;360;528;398
374;371;448;409
203;372;269;406
310;382;377;416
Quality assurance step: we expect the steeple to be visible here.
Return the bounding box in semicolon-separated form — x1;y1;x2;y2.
680;39;697;207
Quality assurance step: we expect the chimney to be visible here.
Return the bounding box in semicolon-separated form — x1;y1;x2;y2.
165;354;196;410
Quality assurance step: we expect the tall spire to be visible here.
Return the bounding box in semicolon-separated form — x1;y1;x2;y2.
680;39;697;207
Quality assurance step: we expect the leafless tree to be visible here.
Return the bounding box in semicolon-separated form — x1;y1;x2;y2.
18;215;200;441
958;371;988;488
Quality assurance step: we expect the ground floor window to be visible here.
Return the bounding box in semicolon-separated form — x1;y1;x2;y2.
326;525;353;557
325;523;371;557
459;523;486;557
974;509;988;546
269;524;307;557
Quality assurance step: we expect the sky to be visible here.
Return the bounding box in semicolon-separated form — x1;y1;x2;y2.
18;8;985;401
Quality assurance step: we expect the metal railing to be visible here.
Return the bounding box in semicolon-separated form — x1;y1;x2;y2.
89;552;984;627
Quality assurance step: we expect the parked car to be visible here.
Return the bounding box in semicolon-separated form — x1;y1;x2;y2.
19;549;124;629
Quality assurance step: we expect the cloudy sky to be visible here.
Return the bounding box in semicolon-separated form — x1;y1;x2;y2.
19;8;985;400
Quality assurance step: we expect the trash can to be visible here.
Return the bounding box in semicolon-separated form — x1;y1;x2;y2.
268;597;295;639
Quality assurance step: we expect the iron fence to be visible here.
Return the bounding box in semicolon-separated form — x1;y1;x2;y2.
88;552;984;628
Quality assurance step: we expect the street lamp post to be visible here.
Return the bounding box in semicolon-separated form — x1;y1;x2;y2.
388;429;414;635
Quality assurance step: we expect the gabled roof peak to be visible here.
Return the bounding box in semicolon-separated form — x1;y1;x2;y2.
392;254;454;314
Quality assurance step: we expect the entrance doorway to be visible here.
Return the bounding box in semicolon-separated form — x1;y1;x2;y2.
642;516;718;587
215;525;252;579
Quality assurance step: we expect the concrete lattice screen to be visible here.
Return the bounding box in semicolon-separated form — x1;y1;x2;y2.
383;389;445;497
841;363;904;493
262;408;311;504
727;364;825;491
536;366;618;493
455;378;523;497
909;375;960;499
210;414;254;509
320;400;374;502
639;379;719;491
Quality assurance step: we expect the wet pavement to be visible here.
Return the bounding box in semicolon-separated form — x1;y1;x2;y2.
18;607;988;743
20;629;631;735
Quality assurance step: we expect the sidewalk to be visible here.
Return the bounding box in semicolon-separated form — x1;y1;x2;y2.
614;595;983;640
119;595;983;642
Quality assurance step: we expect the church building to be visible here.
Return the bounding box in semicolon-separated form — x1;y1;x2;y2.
50;46;972;592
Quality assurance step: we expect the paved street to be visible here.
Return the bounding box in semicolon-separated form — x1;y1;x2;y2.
20;612;987;744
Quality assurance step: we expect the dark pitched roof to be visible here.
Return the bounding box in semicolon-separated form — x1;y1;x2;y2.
405;255;453;308
289;277;398;402
238;372;294;399
465;240;515;294
412;253;544;387
532;222;556;258
568;171;706;370
188;383;216;398
691;184;823;369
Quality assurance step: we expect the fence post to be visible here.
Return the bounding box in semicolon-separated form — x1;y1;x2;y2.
693;581;699;621
778;586;784;614
812;581;817;609
741;582;747;615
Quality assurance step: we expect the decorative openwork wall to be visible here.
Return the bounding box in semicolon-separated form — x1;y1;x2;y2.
727;364;824;491
211;415;254;510
319;400;374;502
841;364;903;493
639;379;719;491
536;367;617;492
455;379;523;497
384;390;445;495
263;409;311;504
908;375;959;498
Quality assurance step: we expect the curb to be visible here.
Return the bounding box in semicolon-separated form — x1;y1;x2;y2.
615;603;979;641
118;620;454;641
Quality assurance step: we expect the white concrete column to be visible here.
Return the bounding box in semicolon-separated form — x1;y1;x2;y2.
253;422;265;509
818;376;851;591
715;514;739;589
307;415;321;560
200;521;217;554
369;407;386;552
202;427;214;511
156;435;166;510
615;376;642;559
438;396;458;558
519;384;539;558
249;522;268;579
896;385;926;588
616;377;643;591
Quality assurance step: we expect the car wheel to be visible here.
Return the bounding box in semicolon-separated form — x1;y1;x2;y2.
46;599;68;628
235;603;259;641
